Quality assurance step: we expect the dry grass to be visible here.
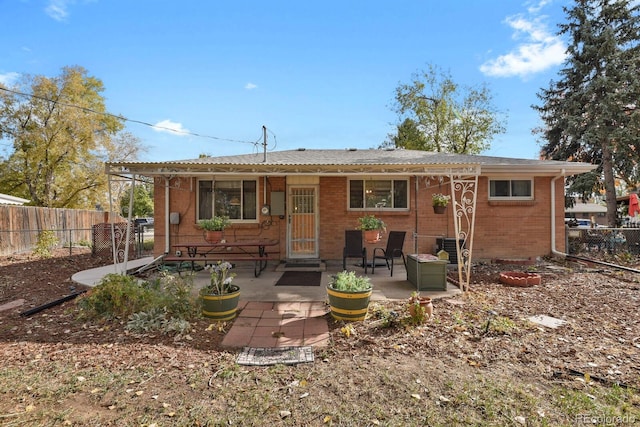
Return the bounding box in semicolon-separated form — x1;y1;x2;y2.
0;252;639;425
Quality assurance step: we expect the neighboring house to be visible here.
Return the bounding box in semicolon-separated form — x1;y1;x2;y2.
0;193;29;205
106;148;595;270
565;202;607;226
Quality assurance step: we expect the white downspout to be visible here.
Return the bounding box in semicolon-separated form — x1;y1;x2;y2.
165;177;170;254
551;169;566;258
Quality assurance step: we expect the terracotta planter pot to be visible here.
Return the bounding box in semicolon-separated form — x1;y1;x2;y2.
499;271;541;287
363;230;381;243
408;296;433;320
203;230;224;243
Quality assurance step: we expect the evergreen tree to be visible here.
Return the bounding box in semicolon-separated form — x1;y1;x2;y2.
381;118;430;149
534;0;640;225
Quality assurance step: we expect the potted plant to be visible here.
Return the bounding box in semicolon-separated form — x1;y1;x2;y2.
357;214;386;243
327;270;373;321
200;261;240;320
198;215;231;243
407;291;433;323
432;193;451;214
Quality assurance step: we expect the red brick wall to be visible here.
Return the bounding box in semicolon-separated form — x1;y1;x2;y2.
154;175;567;262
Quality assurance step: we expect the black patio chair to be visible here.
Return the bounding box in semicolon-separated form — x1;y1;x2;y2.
371;231;406;277
343;230;367;273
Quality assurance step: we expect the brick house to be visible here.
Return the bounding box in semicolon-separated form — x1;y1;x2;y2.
107;148;594;276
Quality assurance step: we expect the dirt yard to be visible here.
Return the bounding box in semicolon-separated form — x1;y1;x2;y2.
0;249;639;426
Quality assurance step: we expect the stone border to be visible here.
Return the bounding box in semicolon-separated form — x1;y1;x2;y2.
499;271;542;287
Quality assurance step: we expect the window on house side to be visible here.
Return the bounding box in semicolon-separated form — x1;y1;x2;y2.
489;179;533;199
198;179;257;221
348;179;408;209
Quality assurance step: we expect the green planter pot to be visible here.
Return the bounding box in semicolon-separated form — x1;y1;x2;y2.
201;286;240;321
327;286;372;321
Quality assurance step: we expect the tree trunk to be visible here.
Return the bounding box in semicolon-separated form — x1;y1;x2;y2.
601;142;618;227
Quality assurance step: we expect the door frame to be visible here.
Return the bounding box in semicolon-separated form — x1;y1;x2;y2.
286;184;319;259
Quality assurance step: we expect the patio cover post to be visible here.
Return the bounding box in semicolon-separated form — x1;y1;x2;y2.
450;170;479;292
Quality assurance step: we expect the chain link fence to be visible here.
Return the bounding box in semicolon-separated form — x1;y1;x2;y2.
0;223;153;260
566;227;640;256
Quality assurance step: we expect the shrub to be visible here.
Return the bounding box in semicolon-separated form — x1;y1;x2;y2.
328;270;372;292
33;230;58;258
76;274;156;320
77;272;200;336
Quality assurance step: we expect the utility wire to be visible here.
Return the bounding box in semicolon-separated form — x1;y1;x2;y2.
0;86;260;145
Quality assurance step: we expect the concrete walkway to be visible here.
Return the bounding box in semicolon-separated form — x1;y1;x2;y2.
72;257;462;349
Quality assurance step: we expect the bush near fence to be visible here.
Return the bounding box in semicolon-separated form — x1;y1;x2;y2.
0;205;128;257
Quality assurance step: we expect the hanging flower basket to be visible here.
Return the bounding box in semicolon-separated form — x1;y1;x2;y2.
433;205;447;214
432;193;450;214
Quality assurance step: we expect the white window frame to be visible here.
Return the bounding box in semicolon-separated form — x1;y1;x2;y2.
348;177;410;211
197;178;259;222
488;178;534;200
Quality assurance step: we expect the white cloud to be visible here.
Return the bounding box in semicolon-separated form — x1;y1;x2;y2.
0;72;20;86
480;1;566;78
245;82;257;90
45;0;72;21
527;0;551;14
153;119;190;135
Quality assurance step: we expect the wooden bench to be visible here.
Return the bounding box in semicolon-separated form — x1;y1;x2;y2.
162;254;274;277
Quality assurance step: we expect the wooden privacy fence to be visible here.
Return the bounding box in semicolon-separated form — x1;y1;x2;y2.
0;205;127;257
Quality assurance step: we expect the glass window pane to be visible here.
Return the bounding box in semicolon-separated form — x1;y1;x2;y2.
214;181;241;219
243;181;257;220
511;180;531;197
365;180;391;208
350;180;364;208
393;180;408;208
490;180;510;197
198;181;213;219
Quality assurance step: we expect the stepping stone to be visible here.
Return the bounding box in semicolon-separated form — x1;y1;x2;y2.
528;314;566;329
0;299;25;312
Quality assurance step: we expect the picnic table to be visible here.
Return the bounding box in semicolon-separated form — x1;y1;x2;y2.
164;239;279;277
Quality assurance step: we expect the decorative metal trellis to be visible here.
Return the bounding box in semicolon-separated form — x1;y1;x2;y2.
450;174;478;292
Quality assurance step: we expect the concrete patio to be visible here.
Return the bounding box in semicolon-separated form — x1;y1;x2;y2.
72;257;462;348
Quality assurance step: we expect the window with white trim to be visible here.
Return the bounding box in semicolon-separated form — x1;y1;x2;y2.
489;179;533;199
198;179;257;221
349;179;409;209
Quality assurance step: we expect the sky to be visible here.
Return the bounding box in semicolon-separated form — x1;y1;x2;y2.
0;0;573;162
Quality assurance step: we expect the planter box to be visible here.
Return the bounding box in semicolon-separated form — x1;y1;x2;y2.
406;254;448;291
